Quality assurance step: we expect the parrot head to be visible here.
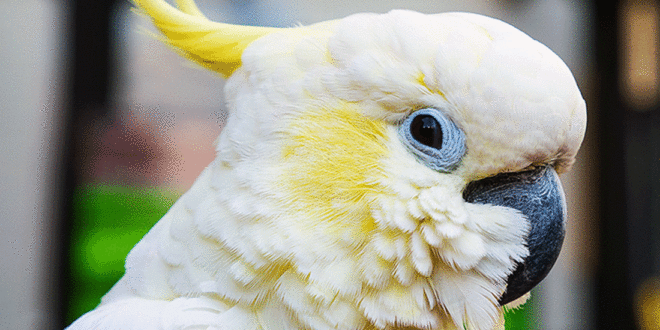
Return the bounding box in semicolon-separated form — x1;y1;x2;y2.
134;1;587;329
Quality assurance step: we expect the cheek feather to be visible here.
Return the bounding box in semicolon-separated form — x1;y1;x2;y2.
279;104;389;235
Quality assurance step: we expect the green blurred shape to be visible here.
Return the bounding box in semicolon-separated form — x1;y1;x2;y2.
504;291;541;329
66;183;179;325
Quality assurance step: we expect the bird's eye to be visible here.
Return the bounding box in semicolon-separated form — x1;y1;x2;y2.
410;115;443;149
399;108;466;172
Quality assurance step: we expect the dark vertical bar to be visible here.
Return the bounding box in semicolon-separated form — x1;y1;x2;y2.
650;112;660;275
624;111;657;292
594;0;660;328
54;0;118;327
593;0;637;329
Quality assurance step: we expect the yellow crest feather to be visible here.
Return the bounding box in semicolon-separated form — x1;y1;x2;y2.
133;0;280;77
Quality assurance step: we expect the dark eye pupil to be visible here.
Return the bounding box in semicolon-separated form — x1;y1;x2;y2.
410;115;443;149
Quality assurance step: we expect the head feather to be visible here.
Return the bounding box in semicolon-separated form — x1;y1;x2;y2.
133;0;280;77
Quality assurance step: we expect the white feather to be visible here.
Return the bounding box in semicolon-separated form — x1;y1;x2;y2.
69;6;585;330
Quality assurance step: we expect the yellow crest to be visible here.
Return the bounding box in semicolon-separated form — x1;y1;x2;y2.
133;0;279;77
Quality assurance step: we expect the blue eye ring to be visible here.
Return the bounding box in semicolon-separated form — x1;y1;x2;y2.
399;108;466;172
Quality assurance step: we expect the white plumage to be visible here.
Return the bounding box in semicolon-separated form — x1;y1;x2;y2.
68;3;586;329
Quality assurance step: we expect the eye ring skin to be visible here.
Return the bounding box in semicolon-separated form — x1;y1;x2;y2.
398;108;467;172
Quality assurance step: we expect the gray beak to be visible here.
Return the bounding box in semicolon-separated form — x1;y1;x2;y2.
463;166;566;305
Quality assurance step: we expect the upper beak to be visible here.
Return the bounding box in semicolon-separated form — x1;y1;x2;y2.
463;165;566;305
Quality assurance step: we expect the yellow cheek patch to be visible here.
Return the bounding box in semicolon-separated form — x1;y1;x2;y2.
280;104;389;235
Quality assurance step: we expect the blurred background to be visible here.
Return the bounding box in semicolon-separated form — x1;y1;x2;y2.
1;0;659;328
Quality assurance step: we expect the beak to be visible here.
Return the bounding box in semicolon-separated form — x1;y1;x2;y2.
463;165;566;305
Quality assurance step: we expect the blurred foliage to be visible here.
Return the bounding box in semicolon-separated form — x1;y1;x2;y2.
65;183;538;328
66;184;179;324
504;295;538;330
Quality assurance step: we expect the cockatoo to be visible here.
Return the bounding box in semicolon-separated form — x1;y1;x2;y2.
67;0;586;329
